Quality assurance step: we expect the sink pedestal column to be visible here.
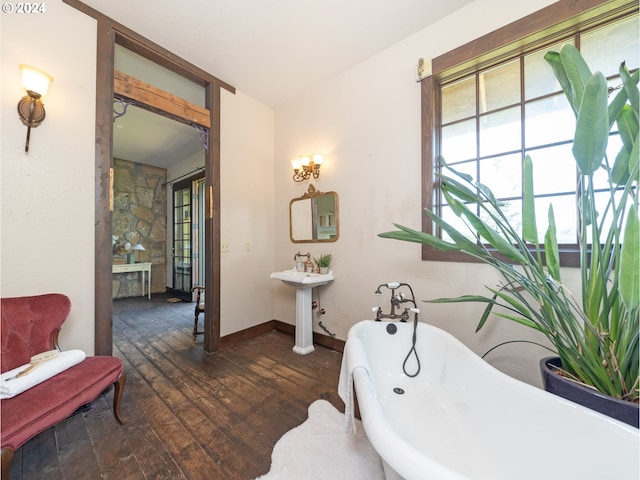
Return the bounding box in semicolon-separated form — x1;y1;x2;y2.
269;269;334;355
293;287;315;354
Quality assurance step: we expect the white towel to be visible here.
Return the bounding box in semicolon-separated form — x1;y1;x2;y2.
338;337;370;433
0;349;86;399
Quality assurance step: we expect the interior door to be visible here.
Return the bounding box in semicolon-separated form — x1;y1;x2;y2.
172;181;193;300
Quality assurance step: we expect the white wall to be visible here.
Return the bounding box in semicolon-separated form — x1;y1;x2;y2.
273;0;566;387
1;2;97;353
169;89;276;336
220;90;276;336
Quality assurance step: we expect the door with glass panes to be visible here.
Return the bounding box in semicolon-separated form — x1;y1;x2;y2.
172;181;192;299
171;177;205;300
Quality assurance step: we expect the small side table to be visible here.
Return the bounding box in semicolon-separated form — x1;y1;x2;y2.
112;262;152;299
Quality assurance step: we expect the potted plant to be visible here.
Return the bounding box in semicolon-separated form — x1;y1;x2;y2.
313;254;332;274
380;45;639;426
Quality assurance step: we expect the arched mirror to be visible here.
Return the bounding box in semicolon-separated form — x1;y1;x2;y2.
290;184;339;243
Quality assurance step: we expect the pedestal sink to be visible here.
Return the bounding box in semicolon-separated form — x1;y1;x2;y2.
270;269;334;354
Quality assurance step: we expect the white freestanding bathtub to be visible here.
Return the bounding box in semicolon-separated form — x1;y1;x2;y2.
339;320;639;480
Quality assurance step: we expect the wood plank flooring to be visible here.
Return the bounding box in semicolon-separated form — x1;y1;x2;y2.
8;294;344;480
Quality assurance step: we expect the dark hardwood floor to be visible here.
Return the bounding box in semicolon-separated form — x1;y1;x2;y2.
8;293;344;480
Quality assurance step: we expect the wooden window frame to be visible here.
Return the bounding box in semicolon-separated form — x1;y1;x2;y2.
421;0;638;266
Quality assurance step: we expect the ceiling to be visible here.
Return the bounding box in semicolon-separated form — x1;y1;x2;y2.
81;0;473;167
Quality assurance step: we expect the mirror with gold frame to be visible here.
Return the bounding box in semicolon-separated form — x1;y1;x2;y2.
290;184;339;243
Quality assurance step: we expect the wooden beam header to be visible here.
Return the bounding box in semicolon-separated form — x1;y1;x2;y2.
114;70;211;128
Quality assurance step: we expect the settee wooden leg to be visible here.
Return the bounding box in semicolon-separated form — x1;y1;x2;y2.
112;371;126;425
1;447;14;480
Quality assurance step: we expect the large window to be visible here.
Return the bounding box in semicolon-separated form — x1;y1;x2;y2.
422;1;638;266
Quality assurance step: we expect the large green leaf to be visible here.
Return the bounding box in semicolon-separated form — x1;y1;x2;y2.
548;44;594;114
611;145;631;185
377;229;450;246
476;293;499;332
620;61;639;116
425;211;486;257
441;161;474;183
491;313;544;331
522;155;537;244
438;174;484;204
428;294;497;304
486;286;534;319
544;51;577;114
616;104;638;155
378;219;486;259
572;72;609;175
441;187;466;217
378;223;460;250
619;204;640;311
544;205;560;281
477;182;501;206
629;136;640;181
608;67;638;130
560;44;593;104
456;202;526;263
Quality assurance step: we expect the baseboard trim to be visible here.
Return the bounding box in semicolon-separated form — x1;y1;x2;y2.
220;320;345;353
220;321;276;349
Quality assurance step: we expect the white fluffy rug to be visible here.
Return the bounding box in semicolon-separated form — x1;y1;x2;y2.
255;399;385;480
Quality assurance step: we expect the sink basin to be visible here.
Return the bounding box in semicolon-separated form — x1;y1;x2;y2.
270;269;334;288
270;269;334;354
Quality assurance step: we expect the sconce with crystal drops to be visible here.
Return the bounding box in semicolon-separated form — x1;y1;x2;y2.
17;65;53;153
291;154;324;182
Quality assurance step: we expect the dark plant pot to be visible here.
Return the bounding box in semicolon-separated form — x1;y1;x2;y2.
540;357;639;428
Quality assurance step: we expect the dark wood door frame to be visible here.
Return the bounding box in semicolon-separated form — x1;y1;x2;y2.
63;0;234;355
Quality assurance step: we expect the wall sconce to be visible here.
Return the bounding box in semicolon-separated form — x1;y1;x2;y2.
291;154;324;182
17;65;53;152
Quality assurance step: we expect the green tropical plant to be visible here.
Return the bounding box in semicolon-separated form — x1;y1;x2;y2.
313;254;332;268
379;44;639;402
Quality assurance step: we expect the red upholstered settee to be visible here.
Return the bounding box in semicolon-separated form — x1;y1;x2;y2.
1;294;126;478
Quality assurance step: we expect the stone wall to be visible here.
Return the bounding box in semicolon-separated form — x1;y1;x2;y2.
112;158;167;298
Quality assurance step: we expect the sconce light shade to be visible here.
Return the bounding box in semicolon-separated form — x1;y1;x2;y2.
17;65;53;153
21;65;52;97
292;154;324;182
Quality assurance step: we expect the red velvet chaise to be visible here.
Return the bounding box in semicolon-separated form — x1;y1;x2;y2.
1;294;126;478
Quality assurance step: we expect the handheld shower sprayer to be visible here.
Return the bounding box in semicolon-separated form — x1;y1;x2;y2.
374;282;400;294
371;281;422;377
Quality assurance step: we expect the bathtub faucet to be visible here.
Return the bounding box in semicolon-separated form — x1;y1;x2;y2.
373;282;418;322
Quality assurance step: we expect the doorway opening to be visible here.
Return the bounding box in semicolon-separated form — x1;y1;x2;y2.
63;0;236;355
111;40;207;306
167;175;206;301
104;34;225;353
